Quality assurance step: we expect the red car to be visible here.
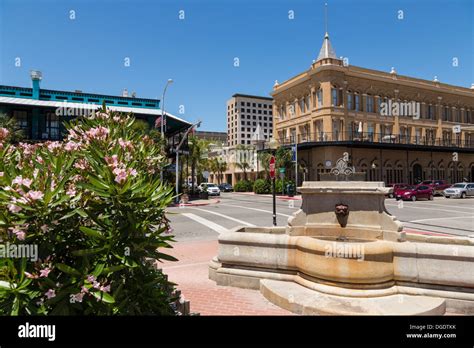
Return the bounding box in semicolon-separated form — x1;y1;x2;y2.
386;183;409;198
420;180;451;196
395;185;434;201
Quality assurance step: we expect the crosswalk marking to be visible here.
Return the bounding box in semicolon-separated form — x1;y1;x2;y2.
181;213;229;234
219;203;292;217
189;207;255;226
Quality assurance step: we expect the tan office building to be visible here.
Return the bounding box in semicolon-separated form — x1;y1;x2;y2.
227;94;274;146
271;32;474;185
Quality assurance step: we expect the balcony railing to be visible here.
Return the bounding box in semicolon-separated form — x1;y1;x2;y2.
277;132;474;149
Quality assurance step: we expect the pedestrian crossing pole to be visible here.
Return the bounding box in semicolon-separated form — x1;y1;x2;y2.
293;141;298;188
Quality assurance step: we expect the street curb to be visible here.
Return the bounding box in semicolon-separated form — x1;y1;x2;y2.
232;192;302;201
170;199;221;207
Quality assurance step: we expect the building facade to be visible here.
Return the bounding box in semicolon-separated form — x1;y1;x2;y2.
227;93;274;146
271;33;474;185
0;71;191;144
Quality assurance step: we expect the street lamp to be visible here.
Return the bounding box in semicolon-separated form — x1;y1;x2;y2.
175;120;201;204
160;78;174;182
267;137;279;226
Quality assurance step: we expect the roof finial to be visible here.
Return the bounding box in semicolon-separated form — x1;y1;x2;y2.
324;2;328;35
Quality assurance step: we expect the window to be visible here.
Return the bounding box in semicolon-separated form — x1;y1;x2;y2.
263;110;267;115
253;116;256;120
13;110;28;131
428;105;435;120
258;103;262;108
241;127;245;132
443;106;450;121
252;103;256;107
317;89;323;107
45;112;60;140
331;88;338;106
366;95;374;113
347;93;353;110
354;94;360;111
246;102;250;106
300;98;305;114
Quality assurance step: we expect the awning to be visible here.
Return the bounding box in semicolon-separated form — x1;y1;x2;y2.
0;96;191;134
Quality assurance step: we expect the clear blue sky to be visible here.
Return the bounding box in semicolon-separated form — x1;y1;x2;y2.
0;0;472;132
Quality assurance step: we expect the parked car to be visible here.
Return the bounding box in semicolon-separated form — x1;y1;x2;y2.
395;185;434;201
443;183;474;199
420;180;451;196
218;183;233;192
386;183;409;198
198;183;220;196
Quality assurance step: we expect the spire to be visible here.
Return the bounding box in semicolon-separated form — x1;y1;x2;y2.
316;3;336;61
317;32;337;61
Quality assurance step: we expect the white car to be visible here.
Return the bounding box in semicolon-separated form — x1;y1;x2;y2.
198;183;220;196
443;183;474;199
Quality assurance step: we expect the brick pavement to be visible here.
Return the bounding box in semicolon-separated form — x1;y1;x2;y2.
160;239;293;315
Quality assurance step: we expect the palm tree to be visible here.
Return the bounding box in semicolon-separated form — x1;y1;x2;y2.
188;135;211;194
257;151;272;179
0;113;24;142
235;144;254;181
217;160;227;184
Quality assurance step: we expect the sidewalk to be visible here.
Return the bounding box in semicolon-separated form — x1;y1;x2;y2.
160;239;293;315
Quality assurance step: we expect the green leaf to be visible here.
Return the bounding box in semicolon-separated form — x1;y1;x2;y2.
71;247;105;256
79;226;105;240
56;263;81;276
91;290;115;303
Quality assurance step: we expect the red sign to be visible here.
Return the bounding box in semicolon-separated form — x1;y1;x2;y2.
269;156;276;179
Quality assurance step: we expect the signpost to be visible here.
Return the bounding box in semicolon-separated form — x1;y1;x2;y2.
270;156;276;226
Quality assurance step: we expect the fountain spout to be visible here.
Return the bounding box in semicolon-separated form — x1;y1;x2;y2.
335;203;349;227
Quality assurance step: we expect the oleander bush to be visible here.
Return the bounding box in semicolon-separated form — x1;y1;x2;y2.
0;108;178;315
253;179;271;194
233;180;253;192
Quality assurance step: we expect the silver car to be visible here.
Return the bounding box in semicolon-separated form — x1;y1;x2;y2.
443;183;474;199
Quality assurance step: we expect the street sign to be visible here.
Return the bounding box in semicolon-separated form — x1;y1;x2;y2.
279;167;286;173
453;125;461;134
170;148;190;155
202;171;210;179
269;156;276;179
291;145;296;162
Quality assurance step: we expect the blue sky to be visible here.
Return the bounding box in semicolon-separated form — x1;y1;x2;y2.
0;0;472;132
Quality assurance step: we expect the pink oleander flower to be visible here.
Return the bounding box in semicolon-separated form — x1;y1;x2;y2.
24;271;39;279
81;285;89;294
64;141;80;151
11;226;26;240
86;126;109;140
118;138;133;150
7;204;22;213
39;268;51;278
26;190;44;201
129;168;138;177
74;159;89;170
113;167;128;184
46;141;62;152
105;155;119;168
66;186;76;197
0;127;10;141
87;275;96;283
73;292;84;302
12;176;32;188
100;284;111;293
32;168;39;179
93;281;101;289
45;289;56;299
0;172;3;177
40;224;49;233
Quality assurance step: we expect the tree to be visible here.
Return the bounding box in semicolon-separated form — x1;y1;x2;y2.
188;135;211;193
0;113;25;142
257;151;272;179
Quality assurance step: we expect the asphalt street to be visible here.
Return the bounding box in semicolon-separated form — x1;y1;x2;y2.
167;192;474;241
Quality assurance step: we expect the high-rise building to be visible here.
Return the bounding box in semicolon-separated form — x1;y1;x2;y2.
226;94;273;146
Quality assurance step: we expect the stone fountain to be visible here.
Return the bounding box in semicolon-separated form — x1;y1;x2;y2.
209;154;474;315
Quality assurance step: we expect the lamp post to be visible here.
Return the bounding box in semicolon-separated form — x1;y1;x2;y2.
267;137;279;226
160;79;173;182
175;120;201;204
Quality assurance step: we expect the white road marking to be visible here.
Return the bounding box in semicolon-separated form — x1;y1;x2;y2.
181;213;229;234
406;201;474;211
385;202;473;215
219;203;292;217
189;207;255;226
409;216;474;223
